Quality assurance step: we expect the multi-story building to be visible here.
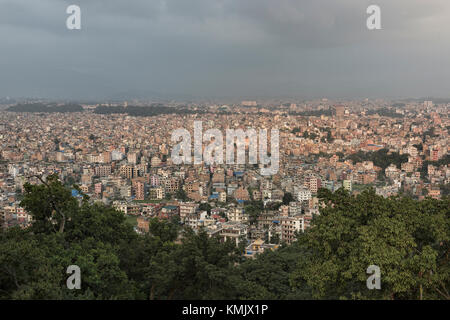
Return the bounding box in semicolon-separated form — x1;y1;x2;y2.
163;177;180;194
134;181;146;201
149;186;165;200
179;202;199;221
227;207;248;223
280;216;304;244
234;186;250;201
95;165;111;177
296;186;311;202
343;179;352;192
120;165;135;179
219;222;248;246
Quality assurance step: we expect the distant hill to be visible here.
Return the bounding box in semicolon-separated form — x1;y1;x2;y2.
6;103;83;113
94;105;205;117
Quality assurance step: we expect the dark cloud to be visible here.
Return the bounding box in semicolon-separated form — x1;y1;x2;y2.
0;0;449;99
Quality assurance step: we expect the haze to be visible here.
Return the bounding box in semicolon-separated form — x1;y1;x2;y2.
1;0;450;100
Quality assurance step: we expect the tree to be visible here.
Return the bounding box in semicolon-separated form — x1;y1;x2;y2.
4;175;138;299
0;229;64;299
235;244;311;299
199;203;212;214
346;149;408;171
148;218;179;243
21;174;78;234
3;175;448;300
175;188;188;201
270;233;280;245
291;188;450;300
282;192;294;205
145;228;241;299
245;201;263;225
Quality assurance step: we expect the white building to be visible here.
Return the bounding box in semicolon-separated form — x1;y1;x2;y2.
296;187;311;202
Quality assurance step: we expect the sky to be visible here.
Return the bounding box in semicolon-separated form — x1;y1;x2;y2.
0;0;450;100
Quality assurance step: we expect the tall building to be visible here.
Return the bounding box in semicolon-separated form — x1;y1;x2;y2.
150;175;160;187
334;105;346;118
120;165;135;179
95;165;111;177
296;187;311;202
431;147;440;162
424;100;433;108
134;181;146;201
102;151;111;163
111;150;124;161
241;101;257;107
343;179;352;192
127;152;138;164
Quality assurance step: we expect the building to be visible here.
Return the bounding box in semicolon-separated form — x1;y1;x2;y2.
234;186;250;201
423;100;433;108
102;151;111;163
112;201;139;215
120;165;135;179
281;216;304;244
95;165;111;177
244;239;279;259
163;177;180;194
134;181;146;201
241;101;257;107
428;188;441;200
179;202;199;221
343;179;352;192
334;105;346;117
149;186;165;200
137;216;149;233
228;207;248;223
159;205;179;220
94;182;102;195
219;222;248;246
296;187;311;202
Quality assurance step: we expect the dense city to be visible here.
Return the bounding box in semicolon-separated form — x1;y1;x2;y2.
1;99;448;258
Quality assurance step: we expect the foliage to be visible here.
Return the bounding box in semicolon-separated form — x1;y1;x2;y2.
1;177;448;300
291;188;450;300
366;108;403;118
346;149;408;171
7;103;83;113
198;203;212;214
94;105;205;117
282;192;294;205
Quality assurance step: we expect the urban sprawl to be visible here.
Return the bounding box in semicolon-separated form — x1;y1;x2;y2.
0;99;448;257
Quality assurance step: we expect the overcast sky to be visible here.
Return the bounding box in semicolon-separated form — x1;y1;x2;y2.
1;0;449;100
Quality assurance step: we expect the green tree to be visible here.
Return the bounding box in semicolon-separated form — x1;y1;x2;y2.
199;203;212;214
282;192;294;205
21;174;78;234
146;228;241;299
175;188;188;201
291;188;450;300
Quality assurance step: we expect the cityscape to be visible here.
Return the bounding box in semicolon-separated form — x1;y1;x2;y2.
0;0;449;306
1;100;449;237
0;98;448;301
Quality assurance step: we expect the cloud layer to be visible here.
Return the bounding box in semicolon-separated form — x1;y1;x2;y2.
1;0;449;100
